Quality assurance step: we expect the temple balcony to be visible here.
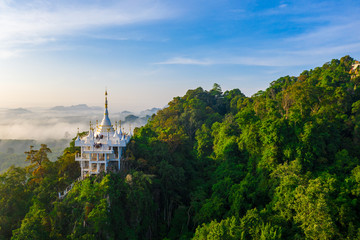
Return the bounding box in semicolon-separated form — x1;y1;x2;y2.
83;149;114;154
75;153;89;161
82;146;114;154
75;153;118;162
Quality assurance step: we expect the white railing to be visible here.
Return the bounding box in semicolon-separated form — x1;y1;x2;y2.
58;176;83;200
83;146;113;153
75;154;113;162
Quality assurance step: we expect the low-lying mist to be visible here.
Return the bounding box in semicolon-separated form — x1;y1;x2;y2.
0;105;160;140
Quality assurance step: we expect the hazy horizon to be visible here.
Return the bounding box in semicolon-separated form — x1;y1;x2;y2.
0;104;160;140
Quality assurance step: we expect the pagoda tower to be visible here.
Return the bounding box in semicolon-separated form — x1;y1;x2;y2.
75;91;131;178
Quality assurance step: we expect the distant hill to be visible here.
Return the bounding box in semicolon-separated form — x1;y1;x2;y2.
50;104;102;111
124;114;139;122
7;108;32;114
139;107;161;116
121;110;132;115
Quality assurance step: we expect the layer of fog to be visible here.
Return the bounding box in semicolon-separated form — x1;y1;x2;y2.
0;105;160;140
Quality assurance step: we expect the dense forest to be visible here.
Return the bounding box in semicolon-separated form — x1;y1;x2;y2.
1;56;360;239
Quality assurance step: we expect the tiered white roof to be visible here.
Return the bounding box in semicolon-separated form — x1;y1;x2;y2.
75;90;131;147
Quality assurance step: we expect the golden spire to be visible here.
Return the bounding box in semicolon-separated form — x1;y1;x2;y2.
104;89;108;116
115;121;117;131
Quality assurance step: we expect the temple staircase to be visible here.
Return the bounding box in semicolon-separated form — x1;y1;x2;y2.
58;176;83;200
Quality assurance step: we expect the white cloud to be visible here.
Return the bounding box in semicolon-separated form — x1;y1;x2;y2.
0;49;19;58
0;0;177;58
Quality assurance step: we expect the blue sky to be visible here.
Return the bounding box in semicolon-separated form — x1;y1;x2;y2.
0;0;359;111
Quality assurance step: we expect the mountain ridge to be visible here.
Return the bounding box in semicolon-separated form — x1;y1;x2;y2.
1;56;360;240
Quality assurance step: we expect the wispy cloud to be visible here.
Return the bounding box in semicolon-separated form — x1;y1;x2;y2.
286;21;360;46
155;57;213;65
155;41;360;68
155;56;302;67
0;0;177;58
156;5;360;68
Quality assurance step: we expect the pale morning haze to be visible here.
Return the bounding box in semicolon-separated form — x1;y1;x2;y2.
0;0;360;111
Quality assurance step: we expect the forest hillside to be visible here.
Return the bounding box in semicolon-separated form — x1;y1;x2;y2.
0;56;360;239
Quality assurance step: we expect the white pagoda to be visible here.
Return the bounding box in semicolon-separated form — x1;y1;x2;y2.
75;91;131;178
